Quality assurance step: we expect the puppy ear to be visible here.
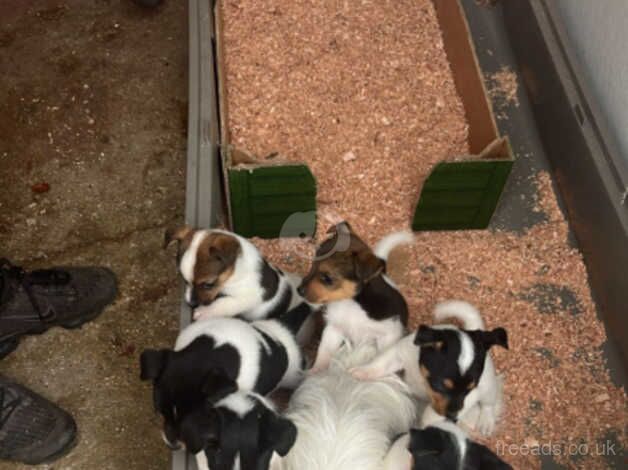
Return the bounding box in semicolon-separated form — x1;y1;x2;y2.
480;327;509;350
208;233;241;269
327;221;352;235
164;225;193;249
353;249;384;283
414;325;444;349
469;442;513;469
262;412;298;456
139;349;170;381
180;408;219;454
202;368;238;404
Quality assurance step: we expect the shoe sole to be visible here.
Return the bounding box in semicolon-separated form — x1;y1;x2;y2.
0;301;112;360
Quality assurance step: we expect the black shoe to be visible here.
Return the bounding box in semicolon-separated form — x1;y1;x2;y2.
0;375;77;464
0;259;117;359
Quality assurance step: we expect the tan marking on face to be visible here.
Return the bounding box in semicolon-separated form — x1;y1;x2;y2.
420;365;450;416
193;233;241;305
467;381;476;391
428;388;450;416
303;276;358;303
444;378;454;390
301;226;384;303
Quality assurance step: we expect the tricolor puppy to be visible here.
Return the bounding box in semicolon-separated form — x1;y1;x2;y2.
165;226;303;322
297;222;413;372
187;391;297;470
383;419;512;470
351;301;508;435
270;342;418;470
140;303;312;451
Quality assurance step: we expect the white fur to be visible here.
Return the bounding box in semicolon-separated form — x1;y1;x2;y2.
311;299;404;372
272;342;417;470
253;319;304;388
175;316;303;393
181;231;208;304
182;229;303;322
196;451;210;470
373;231;414;260
351;302;504;436
382;434;412;470
216;393;256;417
434;300;485;330
457;330;475;374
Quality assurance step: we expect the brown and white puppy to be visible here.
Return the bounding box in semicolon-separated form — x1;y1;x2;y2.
297;222;413;372
165;226;304;322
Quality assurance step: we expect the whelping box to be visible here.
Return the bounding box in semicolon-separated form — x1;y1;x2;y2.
412;0;515;231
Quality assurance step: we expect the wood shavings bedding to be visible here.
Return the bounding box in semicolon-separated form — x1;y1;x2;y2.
221;1;626;468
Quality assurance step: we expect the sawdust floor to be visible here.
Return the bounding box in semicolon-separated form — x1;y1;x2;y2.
223;1;627;469
0;1;187;469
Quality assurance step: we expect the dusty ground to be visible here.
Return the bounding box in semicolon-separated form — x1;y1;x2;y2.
0;1;187;468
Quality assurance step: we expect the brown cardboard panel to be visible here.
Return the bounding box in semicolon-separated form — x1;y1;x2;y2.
432;0;499;154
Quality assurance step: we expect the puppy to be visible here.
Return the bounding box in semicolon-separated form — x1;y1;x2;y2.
270;341;418;470
351;301;508;435
384;419;512;470
165;226;303;322
297;222;413;372
184;390;297;470
140;303;312;450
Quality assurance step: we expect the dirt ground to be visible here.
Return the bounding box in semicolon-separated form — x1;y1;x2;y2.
0;1;187;468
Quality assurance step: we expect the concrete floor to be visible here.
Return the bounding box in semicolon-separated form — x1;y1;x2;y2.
0;1;187;468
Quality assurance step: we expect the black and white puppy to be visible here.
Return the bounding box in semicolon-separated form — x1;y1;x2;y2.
165;226;303;322
140;303;312;450
384;419;512;470
184;391;297;470
297;222;413;372
351;301;508;435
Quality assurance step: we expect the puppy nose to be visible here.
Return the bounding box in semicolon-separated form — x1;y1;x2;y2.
297;286;305;297
187;289;200;309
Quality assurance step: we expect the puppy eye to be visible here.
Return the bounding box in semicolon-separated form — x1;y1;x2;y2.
319;273;333;286
200;282;216;290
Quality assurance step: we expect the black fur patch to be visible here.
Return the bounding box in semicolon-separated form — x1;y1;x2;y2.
260;260;280;301
354;275;408;325
409;426;512;469
252;328;289;395
409;427;459;469
203;396;297;470
278;302;314;335
146;336;241;447
264;284;293;319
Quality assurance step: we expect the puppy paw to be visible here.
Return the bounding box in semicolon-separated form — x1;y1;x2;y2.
475;406;497;436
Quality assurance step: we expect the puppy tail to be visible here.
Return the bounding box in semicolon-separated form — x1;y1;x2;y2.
433;300;485;330
374;231;414;261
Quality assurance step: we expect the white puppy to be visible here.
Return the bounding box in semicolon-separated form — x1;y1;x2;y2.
271;341;418;470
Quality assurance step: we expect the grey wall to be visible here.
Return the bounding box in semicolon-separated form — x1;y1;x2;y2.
546;0;628;169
